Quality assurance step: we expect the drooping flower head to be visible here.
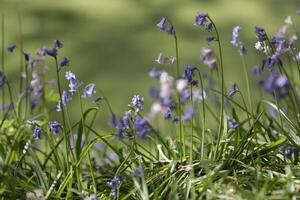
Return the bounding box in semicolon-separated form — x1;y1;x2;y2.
65;71;82;94
130;95;144;113
149;68;163;80
56;90;72;112
60;57;70;67
201;47;217;70
183;65;198;86
0;72;6;87
194;13;208;28
108;175;124;198
261;74;291;100
156;17;176;36
255;26;267;42
228;118;239;131
135;118;150;139
231;26;241;47
54;39;63;49
82;83;96;98
227;82;239;97
182;106;195;123
45;48;58;58
33;126;42;139
49;121;62;135
7;44;16;53
157;17;166;31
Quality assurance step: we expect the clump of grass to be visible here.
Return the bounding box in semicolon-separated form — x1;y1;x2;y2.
1;7;300;200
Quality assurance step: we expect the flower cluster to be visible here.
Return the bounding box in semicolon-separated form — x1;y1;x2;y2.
156;17;175;35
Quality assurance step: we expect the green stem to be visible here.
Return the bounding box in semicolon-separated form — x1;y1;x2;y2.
241;55;253;115
208;16;224;160
1;15;5;118
54;57;70;172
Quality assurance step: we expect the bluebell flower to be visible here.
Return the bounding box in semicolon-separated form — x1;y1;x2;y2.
7;44;16;53
183;65;198;86
267;52;280;71
149;68;163;80
56;90;71;112
181;89;190;102
60;57;70;67
251;66;262;76
149;86;160;100
33;126;42;139
281;143;299;160
261;74;291;99
24;52;30;62
109;113;118;128
157;17;167;31
239;45;247;55
45;48;58;58
116;111;132;139
255;26;267;42
130;95;144;113
49;121;62;135
201;47;217;70
231;26;241;47
65;71;82;94
164;108;172;120
135;118;150;139
182;106;195;122
227;82;239;97
27;119;38;126
0;72;6;87
206;35;216;42
228;118;239;131
108;175;124;198
82;83;96;98
206;23;213;32
54;39;63;49
194;13;208;28
167;25;175;35
161;96;175;110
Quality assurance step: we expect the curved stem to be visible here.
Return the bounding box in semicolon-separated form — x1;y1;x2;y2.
241;55;253;115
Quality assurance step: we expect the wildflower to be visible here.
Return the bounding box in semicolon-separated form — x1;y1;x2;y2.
227;82;239;97
163;108;178;123
176;79;188;92
149;68;163;80
155;53;176;66
255;26;267;42
0;72;6;87
161;96;175;110
33;126;42;139
157;17;167;31
231;26;241;47
135;118;150;139
108;175;124;198
7;44;16;53
149;102;162;119
149;86;160;100
27;119;38;126
262;74;291;99
181;89;190;102
49;121;62;135
116;111;132;139
92;96;102;105
183;65;198;86
284;16;293;25
109;113;118;128
255;41;264;51
194;13;208;28
82;83;96;98
130;95;144;113
65;71;81;94
45;48;58;58
281;143;299;160
201;47;217;70
206;23;213;32
160;72;175;99
54;39;63;49
182;106;195;122
60;57;70;67
228;118;239;131
56;90;71;112
24;52;30;62
206;35;216;42
267;52;280;71
167;25;175;35
251;66;262;76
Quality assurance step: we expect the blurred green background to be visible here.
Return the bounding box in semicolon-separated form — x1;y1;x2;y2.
0;0;299;124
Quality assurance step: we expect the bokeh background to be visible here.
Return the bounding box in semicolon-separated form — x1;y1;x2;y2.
0;0;299;126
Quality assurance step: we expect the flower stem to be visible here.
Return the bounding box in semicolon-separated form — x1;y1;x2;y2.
241;55;253;115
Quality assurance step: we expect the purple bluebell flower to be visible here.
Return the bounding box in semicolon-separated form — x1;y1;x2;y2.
108;175;124;198
149;68;163;80
54;40;63;49
206;23;213;32
116;111;132;139
181;89;190;102
183;65;198;86
206;35;216;42
164;108;172;120
194;13;208;28
24;52;30;62
109;113;118;128
149;86;160;100
56;90;71;112
7;44;16;53
161;96;175;110
267;52;280;71
228;119;239;131
45;48;58;58
130;95;144;113
239;45;247;55
262;74;291;99
255;26;267;42
167;25;175;35
60;57;70;67
231;26;241;47
281;143;299;160
135;118;150;139
65;71;81;94
201;47;217;70
30;98;39;111
27;119;38;126
251;66;262;76
0;72;6;87
157;17;167;31
227;82;239;97
33;126;42;139
82;83;96;98
182;106;195;122
49;121;62;135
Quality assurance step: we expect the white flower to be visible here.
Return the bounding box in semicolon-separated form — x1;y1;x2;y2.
255;42;263;51
176;79;188;92
160;72;175;98
284;16;293;25
155;53;176;66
